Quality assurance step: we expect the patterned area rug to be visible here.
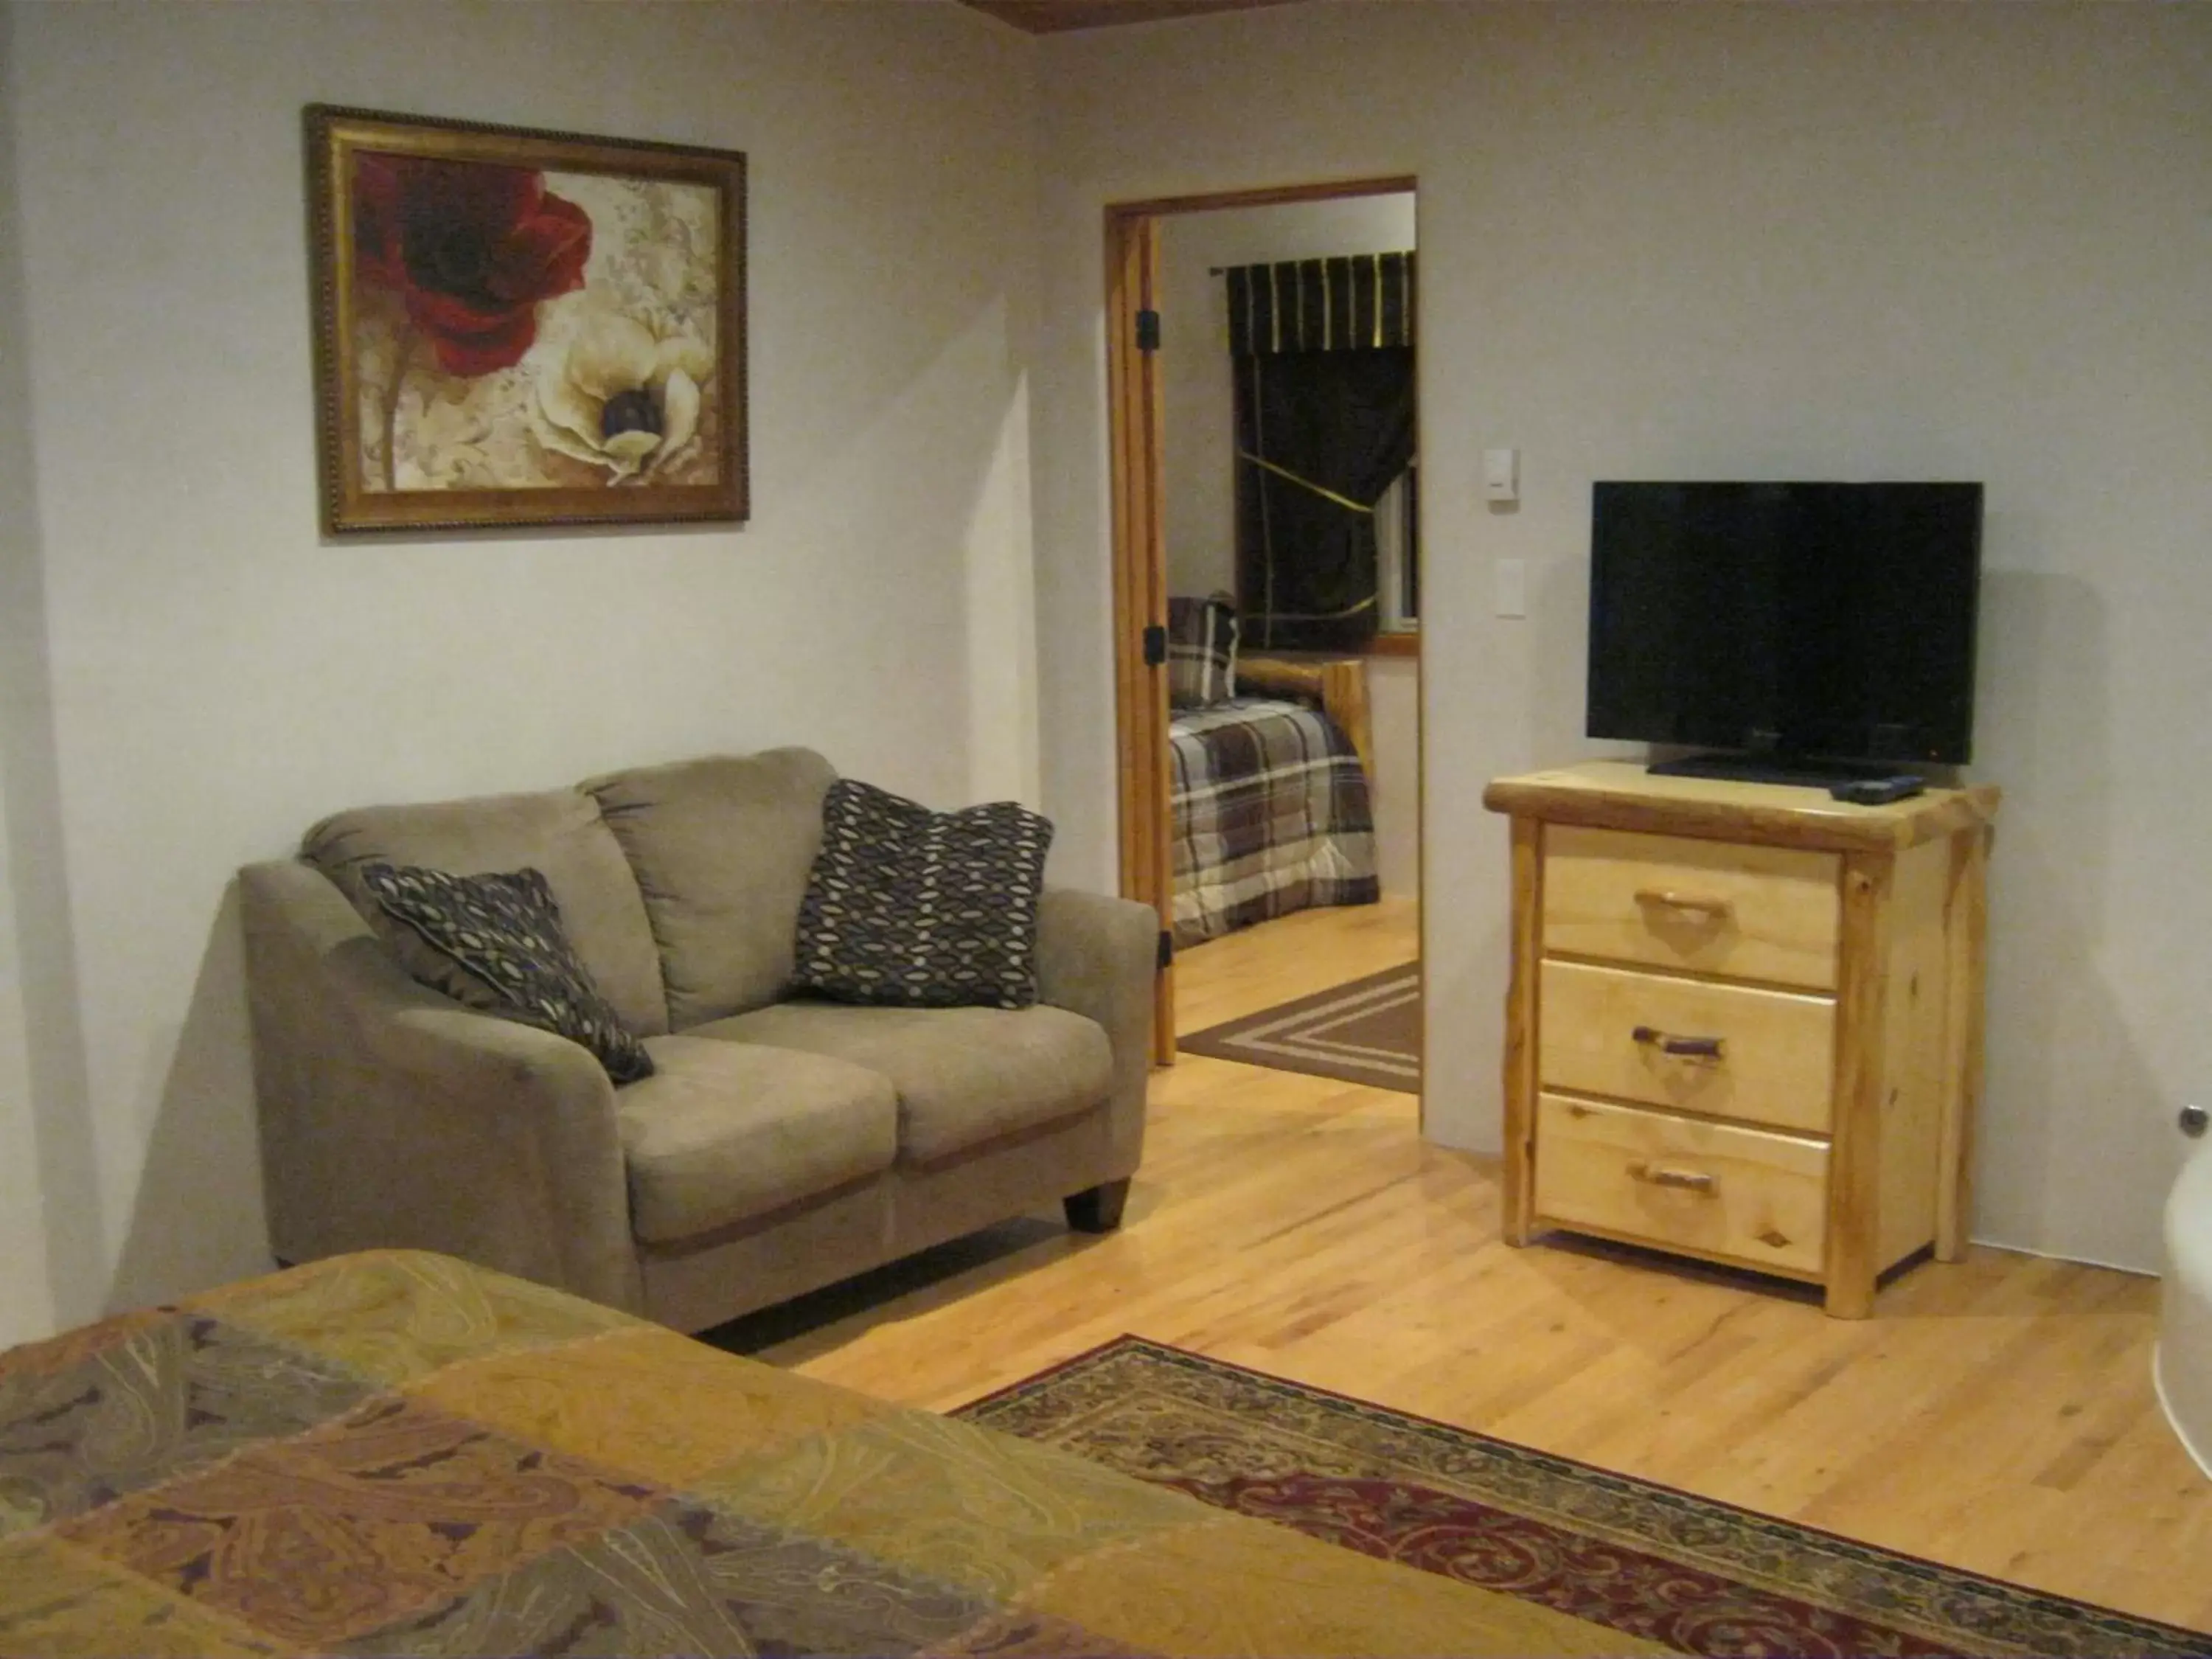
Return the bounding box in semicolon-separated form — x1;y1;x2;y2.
953;1336;2212;1659
1178;961;1419;1093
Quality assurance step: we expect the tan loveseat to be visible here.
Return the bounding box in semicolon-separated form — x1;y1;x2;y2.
239;748;1155;1333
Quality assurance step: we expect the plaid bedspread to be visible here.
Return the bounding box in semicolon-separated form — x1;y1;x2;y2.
0;1250;1632;1658
1170;697;1379;948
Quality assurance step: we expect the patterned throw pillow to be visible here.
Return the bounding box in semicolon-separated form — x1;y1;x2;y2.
358;861;655;1085
793;779;1054;1010
1166;593;1240;709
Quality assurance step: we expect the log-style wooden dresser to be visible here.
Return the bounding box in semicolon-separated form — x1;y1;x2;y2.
1483;761;2000;1317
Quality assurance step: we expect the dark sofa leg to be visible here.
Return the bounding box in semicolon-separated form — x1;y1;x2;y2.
1064;1178;1132;1234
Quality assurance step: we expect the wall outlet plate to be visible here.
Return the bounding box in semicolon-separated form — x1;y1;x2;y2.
1495;557;1526;617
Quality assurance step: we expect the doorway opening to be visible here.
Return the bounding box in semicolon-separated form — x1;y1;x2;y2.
1105;179;1422;1121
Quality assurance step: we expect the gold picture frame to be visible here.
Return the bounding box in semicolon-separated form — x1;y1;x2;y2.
306;104;747;534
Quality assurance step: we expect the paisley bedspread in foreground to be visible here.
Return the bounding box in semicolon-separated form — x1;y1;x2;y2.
0;1249;1641;1658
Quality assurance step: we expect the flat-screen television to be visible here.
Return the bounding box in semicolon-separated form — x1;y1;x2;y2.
1587;481;1983;777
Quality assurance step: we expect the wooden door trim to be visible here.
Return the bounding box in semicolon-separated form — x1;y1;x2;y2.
1105;208;1176;1064
1104;175;1420;1078
1110;175;1417;218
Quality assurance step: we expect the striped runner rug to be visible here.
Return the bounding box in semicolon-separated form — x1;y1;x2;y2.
1178;961;1419;1093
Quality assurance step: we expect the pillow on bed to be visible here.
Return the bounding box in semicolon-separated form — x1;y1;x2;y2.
793;779;1054;1009
1167;593;1239;708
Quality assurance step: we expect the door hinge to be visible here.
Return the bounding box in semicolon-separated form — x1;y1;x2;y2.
1157;929;1175;971
1142;624;1167;667
1135;309;1161;352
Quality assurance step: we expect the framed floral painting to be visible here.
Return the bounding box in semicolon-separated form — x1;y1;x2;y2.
306;105;746;533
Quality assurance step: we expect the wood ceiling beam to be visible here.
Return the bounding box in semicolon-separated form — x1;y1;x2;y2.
959;0;1308;35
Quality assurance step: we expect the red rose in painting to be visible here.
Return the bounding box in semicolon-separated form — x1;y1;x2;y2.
353;152;591;376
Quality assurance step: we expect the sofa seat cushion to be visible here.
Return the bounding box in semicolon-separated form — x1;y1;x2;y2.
619;1034;897;1245
695;1000;1113;1166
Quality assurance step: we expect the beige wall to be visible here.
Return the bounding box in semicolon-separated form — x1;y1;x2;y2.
0;783;49;1348
0;0;1041;1327
1367;654;1419;900
0;1;55;1348
1034;1;2212;1272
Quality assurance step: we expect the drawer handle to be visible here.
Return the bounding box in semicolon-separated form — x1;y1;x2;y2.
1632;1025;1725;1060
1628;1161;1717;1195
1635;888;1733;919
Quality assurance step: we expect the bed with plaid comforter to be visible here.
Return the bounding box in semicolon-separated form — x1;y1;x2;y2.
1169;697;1379;948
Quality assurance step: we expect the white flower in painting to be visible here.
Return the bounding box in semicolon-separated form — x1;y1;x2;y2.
531;307;713;482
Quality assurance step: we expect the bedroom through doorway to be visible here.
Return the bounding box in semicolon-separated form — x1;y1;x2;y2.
1105;181;1422;1116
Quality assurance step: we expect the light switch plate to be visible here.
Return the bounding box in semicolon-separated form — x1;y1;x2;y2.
1495;557;1527;618
1482;448;1520;502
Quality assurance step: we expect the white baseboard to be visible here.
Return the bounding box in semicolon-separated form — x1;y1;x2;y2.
1964;1236;2159;1279
2153;1343;2212;1481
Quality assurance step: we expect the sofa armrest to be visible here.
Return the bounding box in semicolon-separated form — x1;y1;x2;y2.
239;859;644;1313
1034;886;1157;1174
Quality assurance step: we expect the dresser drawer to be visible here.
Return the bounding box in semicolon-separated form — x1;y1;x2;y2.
1543;826;1840;990
1537;960;1835;1134
1532;1094;1828;1276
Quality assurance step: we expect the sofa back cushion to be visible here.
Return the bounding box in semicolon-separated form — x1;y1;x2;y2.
583;748;838;1029
303;786;669;1037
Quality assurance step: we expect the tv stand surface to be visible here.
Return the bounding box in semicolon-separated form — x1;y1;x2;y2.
1648;752;1917;788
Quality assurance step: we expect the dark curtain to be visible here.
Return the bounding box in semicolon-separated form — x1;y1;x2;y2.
1234;348;1416;652
1227;252;1417;653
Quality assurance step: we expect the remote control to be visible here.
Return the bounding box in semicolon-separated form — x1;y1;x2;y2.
1829;776;1925;805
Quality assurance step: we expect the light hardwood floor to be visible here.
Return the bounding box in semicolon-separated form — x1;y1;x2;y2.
742;897;2212;1633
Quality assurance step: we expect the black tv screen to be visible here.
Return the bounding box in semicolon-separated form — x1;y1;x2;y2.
1586;481;1983;771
